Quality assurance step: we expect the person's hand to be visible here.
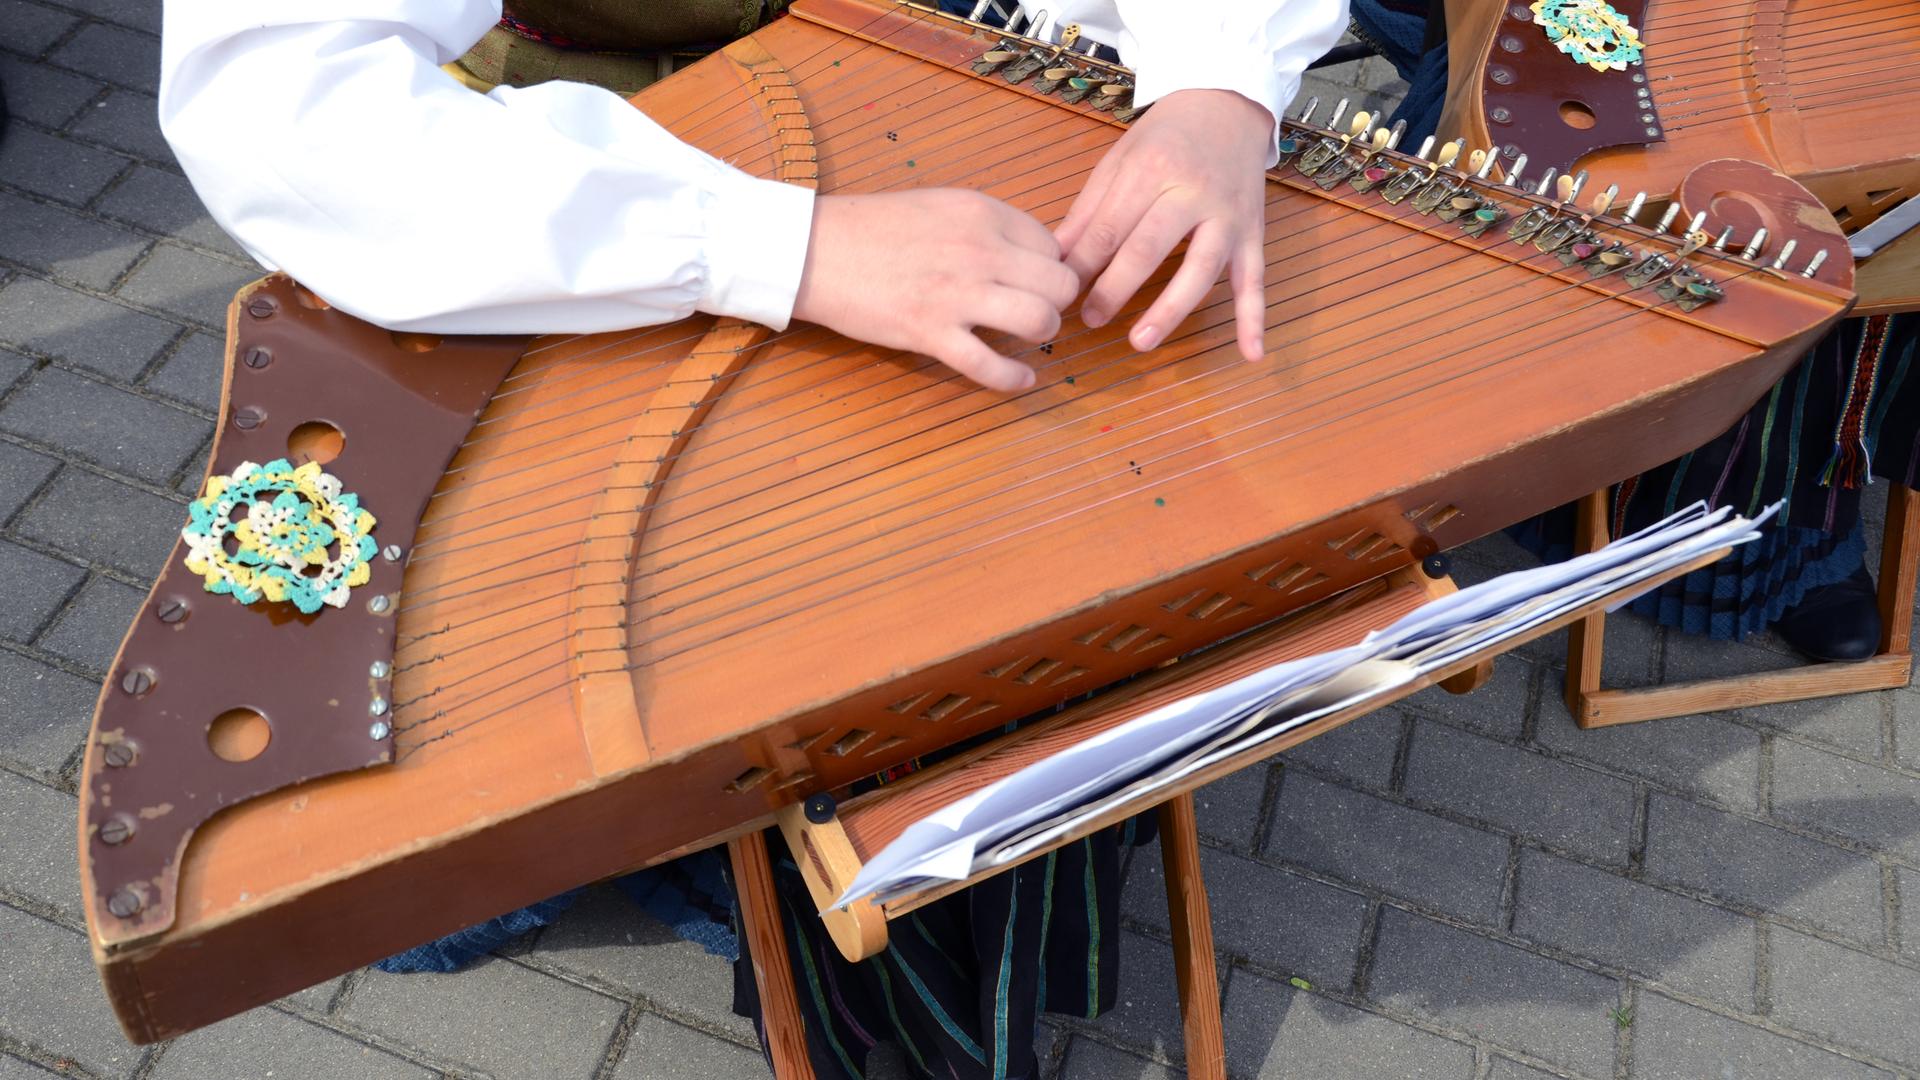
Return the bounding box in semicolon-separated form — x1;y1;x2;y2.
792;189;1082;391
1054;88;1275;362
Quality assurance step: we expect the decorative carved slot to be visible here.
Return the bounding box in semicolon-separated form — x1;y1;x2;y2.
825;728;876;757
888;691;931;714
1248;561;1318;591
984;656;1027;679
726;765;773;793
1103;624;1154;652
787;731;828;752
864;734;911;756
1074;624;1113;646
1328;528;1404;561
922;693;970;721
1014;658;1062;684
1052;665;1090;685
1405;502;1464;531
774;769;817;791
1163;589;1207;613
960;700;1001;721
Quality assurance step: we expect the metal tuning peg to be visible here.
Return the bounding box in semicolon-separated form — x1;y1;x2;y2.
1385;119;1408;151
1296;96;1321;125
1565;169;1589;205
1655;203;1682;234
1327;97;1350;131
1504;153;1529;190
1802;248;1830;278
1474;148;1500;181
1771;238;1799;271
1532;166;1559;199
1713;226;1735;252
1739;228;1769;261
1675;211;1711;256
1621;191;1648;225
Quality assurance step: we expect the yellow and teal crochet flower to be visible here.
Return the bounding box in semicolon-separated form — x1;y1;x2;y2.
182;458;377;614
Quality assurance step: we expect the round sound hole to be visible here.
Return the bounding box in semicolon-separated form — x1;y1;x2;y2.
1559;100;1598;130
287;420;344;466
208;708;271;762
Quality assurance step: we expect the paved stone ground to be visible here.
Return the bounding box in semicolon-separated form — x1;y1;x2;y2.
5;6;1920;1079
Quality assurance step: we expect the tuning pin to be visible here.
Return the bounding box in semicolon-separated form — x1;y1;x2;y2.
969;0;995;20
1802;249;1829;278
1437;139;1463;168
1414;134;1436;161
1656;203;1682;233
1771;238;1799;270
1505;154;1529;188
1533;167;1558;198
1590;184;1618;216
1623;191;1648;224
1740;228;1769;260
1329;97;1350;130
1567;170;1589;204
1296;96;1320;125
1713;226;1735;251
1684;211;1709;241
1386;119;1407;151
1474;149;1498;180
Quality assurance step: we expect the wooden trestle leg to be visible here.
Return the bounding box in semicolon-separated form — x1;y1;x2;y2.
1157;792;1227;1080
1564;485;1920;728
727;833;817;1080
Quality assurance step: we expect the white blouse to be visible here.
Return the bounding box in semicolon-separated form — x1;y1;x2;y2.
159;0;1347;335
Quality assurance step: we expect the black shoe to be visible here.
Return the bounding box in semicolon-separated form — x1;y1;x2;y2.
1771;564;1881;662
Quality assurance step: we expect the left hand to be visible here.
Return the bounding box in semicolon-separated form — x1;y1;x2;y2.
1054;88;1276;362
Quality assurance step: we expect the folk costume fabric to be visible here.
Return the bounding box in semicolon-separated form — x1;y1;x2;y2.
1348;0;1920;640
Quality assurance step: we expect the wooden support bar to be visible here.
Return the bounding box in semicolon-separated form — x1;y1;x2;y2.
1879;484;1919;655
775;802;889;963
1565;489;1612;727
1157;793;1226;1080
727;833;817;1080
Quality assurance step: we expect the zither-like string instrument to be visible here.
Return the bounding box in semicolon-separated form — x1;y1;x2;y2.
1436;0;1920;312
80;0;1854;1041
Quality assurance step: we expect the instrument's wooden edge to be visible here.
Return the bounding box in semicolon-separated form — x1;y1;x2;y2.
845;546;1732;919
1855;227;1920;316
1436;0;1502;177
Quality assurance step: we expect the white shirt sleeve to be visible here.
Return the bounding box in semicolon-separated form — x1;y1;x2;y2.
159;1;815;334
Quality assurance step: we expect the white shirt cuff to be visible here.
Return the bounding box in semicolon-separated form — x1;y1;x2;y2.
698;170;815;330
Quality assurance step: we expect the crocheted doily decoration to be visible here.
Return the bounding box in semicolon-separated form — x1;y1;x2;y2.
182;458;377;614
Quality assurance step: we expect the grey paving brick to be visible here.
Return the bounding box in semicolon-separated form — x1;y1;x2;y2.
0;368;209;483
68;89;172;163
38;0;159;35
0;189;148;290
1891;689;1920;773
1535;692;1762;811
1;0;80;56
1660;632;1802;686
0;650;96;776
1629;991;1889;1080
95;164;245;260
532;884;753;1042
175;444;208;496
612;1014;764;1080
0;770;81;920
1404;723;1637;864
38;573;142;671
0;903;143;1078
114;244;257;328
1123;845;1368;988
1484;1057;1559;1080
1278;708;1401;789
1399;654;1531;741
0;125;129;206
1740;684;1886;759
281;974;345;1013
1767;927;1920;1068
14;466;185;577
0;443;60;523
1368;907;1619;1076
1190;764;1267;849
142;330;221;411
0;53;99;128
1770;740;1920;860
343;958;625;1080
1222;971;1475;1080
0;539;85;642
48;22;159;95
1090;931;1193;1063
1642;793;1883;944
0;275;177;380
1903;866;1919;961
1511;850;1753;1009
1516;601;1660;686
0;1051;62;1079
0;349;28;394
1060;1038;1174;1080
152;1005;431;1080
1266;771;1508;925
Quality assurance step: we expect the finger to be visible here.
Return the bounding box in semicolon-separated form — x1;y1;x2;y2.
971;286;1063;345
997;248;1082;312
931;330;1036;392
1229;235;1267;362
1062;178;1163;315
1130;220;1232;352
1054;149;1120;253
1083;195;1196;337
995;203;1063;259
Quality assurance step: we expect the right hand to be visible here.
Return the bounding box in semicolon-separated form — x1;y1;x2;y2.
791;190;1082;391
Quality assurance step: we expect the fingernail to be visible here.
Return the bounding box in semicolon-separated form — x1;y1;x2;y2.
1083;308;1107;329
1131;325;1160;351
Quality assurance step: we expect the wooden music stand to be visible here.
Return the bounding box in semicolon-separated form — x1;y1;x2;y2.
721;551;1729;1079
1562;485;1920;728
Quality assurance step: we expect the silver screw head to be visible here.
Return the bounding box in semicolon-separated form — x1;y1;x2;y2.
382;544;404;562
99;817;134;845
121;668;153;696
370;660;391;679
368;594;391;614
369;720;391;740
242;346;273;369
232;405;266;430
1491;107;1512;122
369;696;389;717
155;598;187;623
102;741;136;768
1645;126;1660;137
107;888;143;918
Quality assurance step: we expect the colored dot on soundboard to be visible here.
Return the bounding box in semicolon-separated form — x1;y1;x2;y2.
906;160;916;167
1099;424;1112;433
1065;375;1076;384
1154;497;1166;507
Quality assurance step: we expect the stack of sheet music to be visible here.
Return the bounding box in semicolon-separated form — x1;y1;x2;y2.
837;502;1775;908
